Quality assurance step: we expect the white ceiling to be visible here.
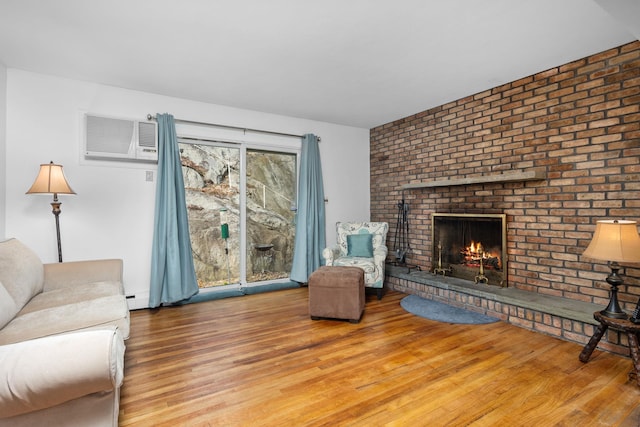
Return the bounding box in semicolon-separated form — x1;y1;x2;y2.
0;0;638;129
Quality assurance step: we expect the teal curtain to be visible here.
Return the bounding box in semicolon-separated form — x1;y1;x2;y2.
290;134;325;283
149;113;199;307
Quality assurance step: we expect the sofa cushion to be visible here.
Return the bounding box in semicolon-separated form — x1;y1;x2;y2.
0;295;130;345
43;259;123;292
0;239;44;311
0;282;18;329
17;281;123;316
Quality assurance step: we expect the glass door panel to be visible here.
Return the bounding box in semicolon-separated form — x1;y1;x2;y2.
245;149;297;283
180;142;241;288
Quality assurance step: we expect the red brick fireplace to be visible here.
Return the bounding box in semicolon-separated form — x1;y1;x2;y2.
370;41;640;355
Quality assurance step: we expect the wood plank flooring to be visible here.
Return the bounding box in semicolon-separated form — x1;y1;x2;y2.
119;288;640;426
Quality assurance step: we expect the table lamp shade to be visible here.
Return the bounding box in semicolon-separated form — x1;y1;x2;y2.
583;220;640;263
26;162;76;195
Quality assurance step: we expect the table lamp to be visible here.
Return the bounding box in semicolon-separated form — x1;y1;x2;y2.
582;220;640;318
26;161;76;262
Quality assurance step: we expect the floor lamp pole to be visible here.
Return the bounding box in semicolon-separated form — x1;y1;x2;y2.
51;195;63;263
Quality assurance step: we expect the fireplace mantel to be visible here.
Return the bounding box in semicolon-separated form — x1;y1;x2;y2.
401;170;546;190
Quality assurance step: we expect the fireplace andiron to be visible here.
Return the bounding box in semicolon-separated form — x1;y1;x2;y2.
474;250;489;285
432;241;451;276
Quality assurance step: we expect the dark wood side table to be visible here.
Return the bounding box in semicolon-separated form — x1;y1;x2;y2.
579;311;640;386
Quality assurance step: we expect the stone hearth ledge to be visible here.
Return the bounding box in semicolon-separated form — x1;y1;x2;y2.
386;265;601;325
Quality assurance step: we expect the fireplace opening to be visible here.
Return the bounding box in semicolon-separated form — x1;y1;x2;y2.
431;213;507;287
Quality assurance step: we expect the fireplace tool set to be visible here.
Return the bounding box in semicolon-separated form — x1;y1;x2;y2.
392;198;420;272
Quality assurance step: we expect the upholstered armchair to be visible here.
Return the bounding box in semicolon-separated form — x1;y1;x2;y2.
322;222;389;299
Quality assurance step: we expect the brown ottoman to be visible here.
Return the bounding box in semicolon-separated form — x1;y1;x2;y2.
308;266;365;323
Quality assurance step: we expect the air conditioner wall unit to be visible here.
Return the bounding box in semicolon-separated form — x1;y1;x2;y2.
84;114;158;162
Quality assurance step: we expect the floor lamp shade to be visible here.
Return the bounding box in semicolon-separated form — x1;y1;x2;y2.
583;220;640;318
26;162;76;195
26;162;76;262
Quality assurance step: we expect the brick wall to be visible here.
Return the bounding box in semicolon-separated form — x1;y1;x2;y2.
371;41;640;312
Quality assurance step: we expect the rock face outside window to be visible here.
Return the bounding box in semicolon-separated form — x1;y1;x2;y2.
180;143;296;287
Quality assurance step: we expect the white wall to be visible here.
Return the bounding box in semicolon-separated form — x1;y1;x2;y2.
0;62;7;239
5;69;371;308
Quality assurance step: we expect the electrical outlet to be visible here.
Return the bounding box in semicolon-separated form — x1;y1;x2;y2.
145;171;153;182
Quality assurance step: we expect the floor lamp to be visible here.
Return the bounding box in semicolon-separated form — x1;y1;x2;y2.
582;220;640;319
26;161;76;262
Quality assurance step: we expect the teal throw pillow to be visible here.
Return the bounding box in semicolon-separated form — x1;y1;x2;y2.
347;234;374;257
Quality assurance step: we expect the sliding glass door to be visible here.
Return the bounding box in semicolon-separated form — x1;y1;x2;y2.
246;149;297;283
179;140;298;289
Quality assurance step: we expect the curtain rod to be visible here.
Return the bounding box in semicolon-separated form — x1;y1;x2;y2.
147;114;320;141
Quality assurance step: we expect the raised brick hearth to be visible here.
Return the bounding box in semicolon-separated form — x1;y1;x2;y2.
372;41;640;356
386;266;632;357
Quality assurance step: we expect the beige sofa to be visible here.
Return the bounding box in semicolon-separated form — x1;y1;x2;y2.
0;238;130;427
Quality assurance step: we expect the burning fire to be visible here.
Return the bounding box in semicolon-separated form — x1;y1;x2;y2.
463;241;502;269
469;241;483;254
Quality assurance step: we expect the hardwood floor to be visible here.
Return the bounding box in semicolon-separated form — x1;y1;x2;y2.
119;288;640;426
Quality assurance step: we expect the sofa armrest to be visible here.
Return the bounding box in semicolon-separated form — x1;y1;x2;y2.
0;327;125;419
322;245;341;265
43;259;123;292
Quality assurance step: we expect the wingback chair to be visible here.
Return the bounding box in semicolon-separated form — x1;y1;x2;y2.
322;222;389;299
